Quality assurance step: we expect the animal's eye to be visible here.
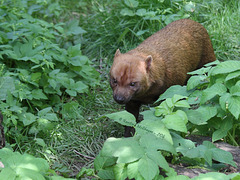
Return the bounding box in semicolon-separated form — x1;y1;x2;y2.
113;78;117;84
130;82;136;87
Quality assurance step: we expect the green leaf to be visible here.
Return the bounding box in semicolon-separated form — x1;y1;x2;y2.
230;85;240;96
200;83;227;104
192;172;228;180
219;93;231;111
35;138;46;147
225;70;240;82
212;117;233;142
0;168;17;179
140;134;176;154
0;77;15;100
105;110;136;127
19;112;37;126
136;9;147;16
166;175;190;180
136;120;173;144
113;163;128;180
211;148;236;167
187;75;206;90
141;109;160;121
155;101;172;116
228;95;240;119
211;60;240;75
138;155;159;180
157;85;189;102
124;0;139;8
174;100;190;108
162;110;188;133
188;66;211;75
186;106;217;125
127;161;139;179
98;168;115;180
101;137;144;163
147;150;170;171
120;8;134;16
94;155;117;170
32;89;48;100
38;107;52;116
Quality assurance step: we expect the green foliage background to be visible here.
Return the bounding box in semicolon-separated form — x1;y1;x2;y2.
0;0;239;179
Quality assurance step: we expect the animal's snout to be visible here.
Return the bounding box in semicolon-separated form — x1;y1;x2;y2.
114;95;126;104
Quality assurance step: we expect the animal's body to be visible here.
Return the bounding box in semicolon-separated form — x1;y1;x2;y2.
110;19;216;137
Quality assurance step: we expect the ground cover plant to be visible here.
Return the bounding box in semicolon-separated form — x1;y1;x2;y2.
0;0;239;179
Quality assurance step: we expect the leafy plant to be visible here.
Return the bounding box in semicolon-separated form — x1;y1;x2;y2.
95;60;240;179
0;148;74;180
0;0;99;148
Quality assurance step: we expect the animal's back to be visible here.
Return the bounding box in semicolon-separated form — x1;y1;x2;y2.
134;19;216;87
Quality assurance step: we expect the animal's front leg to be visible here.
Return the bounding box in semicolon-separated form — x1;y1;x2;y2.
124;101;141;137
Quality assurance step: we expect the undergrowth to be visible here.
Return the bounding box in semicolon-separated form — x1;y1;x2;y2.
0;0;239;179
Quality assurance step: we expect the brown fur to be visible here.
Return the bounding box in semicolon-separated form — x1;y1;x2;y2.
110;19;216;137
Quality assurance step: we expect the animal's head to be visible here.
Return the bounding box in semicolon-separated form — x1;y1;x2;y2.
110;49;152;104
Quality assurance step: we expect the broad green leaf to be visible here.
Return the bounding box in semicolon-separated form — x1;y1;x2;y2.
162;110;188;133
157;85;189;101
98;168;115;180
200;83;227;104
138;155;159;180
32;89;48;100
174;100;190;108
136;120;173;144
228;96;240;119
113;163;128;180
212;117;233;142
75;81;88;93
101;137;144;163
19;112;36;126
94;155;117;170
105;110;136;127
120;8;134;16
124;0;139;8
210;60;240;75
38;107;52;116
211;148;236;167
15;167;45;180
0;168;17;179
187;75;206;90
186;106;217;125
140;109;160;121
0;77;15;100
192;172;228;180
230;85;240;96
136;9;147;16
147;150;170;171
139;134;176;154
155;101;172;116
172;94;188;104
166;175;190;180
219;93;231;111
66;89;77;96
127;161;139;179
35;138;46;147
225;70;240;81
188;66;211;75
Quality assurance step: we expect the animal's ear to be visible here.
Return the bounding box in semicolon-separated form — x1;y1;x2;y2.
115;49;121;57
145;55;152;72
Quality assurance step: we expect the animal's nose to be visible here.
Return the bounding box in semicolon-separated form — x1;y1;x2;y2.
114;95;126;104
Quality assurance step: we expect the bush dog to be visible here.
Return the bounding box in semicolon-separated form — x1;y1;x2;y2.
110;19;216;137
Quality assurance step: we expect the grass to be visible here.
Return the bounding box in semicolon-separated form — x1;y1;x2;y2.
40;0;240;177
